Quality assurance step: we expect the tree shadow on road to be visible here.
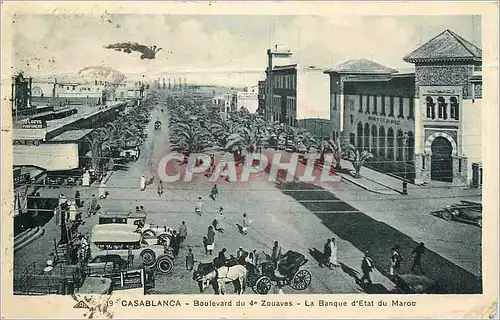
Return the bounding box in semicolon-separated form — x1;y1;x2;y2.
278;181;482;294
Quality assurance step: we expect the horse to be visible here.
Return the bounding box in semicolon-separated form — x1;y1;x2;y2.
197;265;247;295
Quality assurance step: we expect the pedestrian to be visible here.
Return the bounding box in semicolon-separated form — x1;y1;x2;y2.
157;180;164;196
209;184;218;201
89;194;97;217
242;213;249;235
99;180;108;199
82;170;90;188
202;237;209;255
178;221;187;244
61;199;69;221
195;197;203;215
330;238;339;267
206;226;215;255
186;248;194;271
212;219;224;233
322;239;332;268
389;245;402;277
359;250;374;284
218;248;227;261
69;201;77;222
411;242;426;274
218;207;224;215
75;191;81;208
58;194;67;207
271;241;282;261
140;174;146;191
172;231;181;257
236;247;245;259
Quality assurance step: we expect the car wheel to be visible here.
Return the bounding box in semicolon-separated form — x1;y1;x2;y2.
156;256;174;274
140;249;156;267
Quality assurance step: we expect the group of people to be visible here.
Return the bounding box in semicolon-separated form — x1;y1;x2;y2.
357;242;426;286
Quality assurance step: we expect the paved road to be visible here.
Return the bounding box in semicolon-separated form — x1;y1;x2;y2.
14;104;482;295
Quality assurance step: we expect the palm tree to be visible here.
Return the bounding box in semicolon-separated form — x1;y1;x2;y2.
347;148;374;178
319;137;353;170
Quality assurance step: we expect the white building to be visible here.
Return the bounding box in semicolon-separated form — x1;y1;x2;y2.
236;85;258;113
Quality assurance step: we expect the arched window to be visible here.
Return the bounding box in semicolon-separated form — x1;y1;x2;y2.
406;131;414;163
450;97;459;120
379;126;386;158
371;124;378;154
437;96;447;119
387;128;395;160
426;97;435;119
364;123;370;151
396;130;404;161
357;122;363;149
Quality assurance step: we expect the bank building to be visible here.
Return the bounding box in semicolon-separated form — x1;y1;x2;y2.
325;29;482;187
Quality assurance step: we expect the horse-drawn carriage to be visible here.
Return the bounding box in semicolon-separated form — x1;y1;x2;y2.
247;250;312;295
192;250;312;295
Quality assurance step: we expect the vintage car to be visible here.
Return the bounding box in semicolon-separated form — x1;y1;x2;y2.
118;146;139;162
430;200;482;227
392;274;439;293
99;211;147;226
89;225;174;274
154;120;162;130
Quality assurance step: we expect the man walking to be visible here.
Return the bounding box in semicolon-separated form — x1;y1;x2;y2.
206;226;215;255
389;245;402;277
209;184;218;201
186;248;194;271
178;221;188;245
195;197;203;215
321;239;332;268
242;213;249;235
157;180;164;196
140;174;146;191
88;194;97;217
358;251;374;284
411;242;426;274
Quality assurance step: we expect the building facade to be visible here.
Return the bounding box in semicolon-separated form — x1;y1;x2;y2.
270;65;297;125
326;29;482;186
257;80;266;116
325;59;416;179
404;29;482;186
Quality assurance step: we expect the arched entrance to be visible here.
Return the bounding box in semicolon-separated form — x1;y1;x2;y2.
431;137;453;182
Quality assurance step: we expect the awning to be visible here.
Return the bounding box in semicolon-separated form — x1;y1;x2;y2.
48;129;94;142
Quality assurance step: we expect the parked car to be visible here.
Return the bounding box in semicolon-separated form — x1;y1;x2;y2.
89;225;175;274
430;200;482;227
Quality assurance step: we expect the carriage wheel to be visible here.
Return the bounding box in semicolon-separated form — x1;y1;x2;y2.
254;276;272;295
290;269;311;291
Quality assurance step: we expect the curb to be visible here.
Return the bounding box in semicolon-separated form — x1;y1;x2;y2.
14;227;46;252
339;174;398;195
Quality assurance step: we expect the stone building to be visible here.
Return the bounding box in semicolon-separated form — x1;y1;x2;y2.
324;59;417;180
325;29;482;186
404;29;482;186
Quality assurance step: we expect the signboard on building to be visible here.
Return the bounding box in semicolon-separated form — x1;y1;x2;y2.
22;119;47;129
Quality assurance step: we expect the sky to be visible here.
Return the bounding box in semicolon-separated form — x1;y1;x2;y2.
12;14;481;87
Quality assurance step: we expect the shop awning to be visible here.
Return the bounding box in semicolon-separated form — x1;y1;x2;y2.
48;129;94;142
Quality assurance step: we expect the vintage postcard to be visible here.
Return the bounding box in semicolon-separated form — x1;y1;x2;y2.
1;1;498;319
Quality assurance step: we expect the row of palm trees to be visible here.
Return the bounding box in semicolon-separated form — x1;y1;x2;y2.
164;92;374;179
85;97;156;174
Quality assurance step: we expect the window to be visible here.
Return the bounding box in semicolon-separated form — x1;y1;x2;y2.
380;95;386;115
389;97;395;117
458;158;462;173
408;98;414;119
426;97;436;119
387;128;394;160
437;96;447;119
379;126;386;158
357;122;363;149
398;97;404;118
396;130;403;161
372;96;378;114
364;123;370;150
349;133;355;145
365;96;371;114
422;155;425;169
450;97;459;120
332;93;337;110
358;95;363;112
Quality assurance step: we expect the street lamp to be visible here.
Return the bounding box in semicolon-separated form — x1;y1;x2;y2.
402;132;409;195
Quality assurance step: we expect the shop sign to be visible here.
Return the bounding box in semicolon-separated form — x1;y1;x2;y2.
22;119;47;129
367;115;401;126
